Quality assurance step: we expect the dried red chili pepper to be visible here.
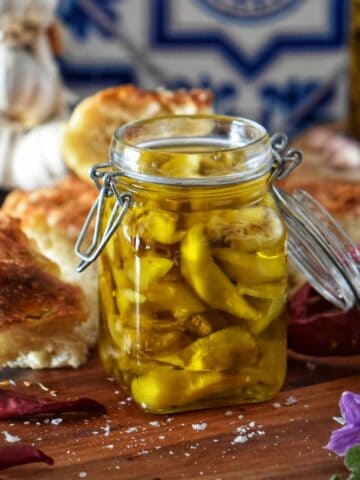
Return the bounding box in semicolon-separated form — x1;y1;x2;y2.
0;445;53;470
288;283;360;356
0;388;106;419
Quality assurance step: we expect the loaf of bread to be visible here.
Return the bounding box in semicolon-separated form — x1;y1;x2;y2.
62;84;213;181
0;214;89;368
2;175;99;355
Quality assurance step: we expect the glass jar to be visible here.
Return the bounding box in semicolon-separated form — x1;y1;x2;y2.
76;115;360;414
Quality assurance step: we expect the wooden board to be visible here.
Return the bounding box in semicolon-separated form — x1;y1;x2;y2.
0;357;359;480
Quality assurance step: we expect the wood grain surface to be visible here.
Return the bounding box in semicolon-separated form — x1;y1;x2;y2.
0;356;358;480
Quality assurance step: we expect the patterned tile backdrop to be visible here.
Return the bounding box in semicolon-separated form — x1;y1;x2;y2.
57;0;349;135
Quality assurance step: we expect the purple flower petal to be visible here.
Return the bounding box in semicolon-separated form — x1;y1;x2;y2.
339;392;360;426
326;425;360;456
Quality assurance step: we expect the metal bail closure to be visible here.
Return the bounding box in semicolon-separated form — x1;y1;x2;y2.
75;163;132;273
270;133;360;311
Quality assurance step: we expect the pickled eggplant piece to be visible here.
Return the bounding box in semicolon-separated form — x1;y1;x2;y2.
212;248;287;284
180;224;259;323
206;206;284;252
131;367;266;412
182;326;257;372
135;209;184;244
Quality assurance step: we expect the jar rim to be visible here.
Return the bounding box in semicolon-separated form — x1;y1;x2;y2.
110;114;272;186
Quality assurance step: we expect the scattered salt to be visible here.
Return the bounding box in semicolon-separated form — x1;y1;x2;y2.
105;444;114;449
159;435;165;440
238;414;244;420
284;396;298;406
333;416;345;426
2;431;20;443
79;472;87;478
192;423;207;431
51;418;63;426
126;427;137;434
306;361;316;371
149;421;160;427
225;410;233;416
169;450;174;455
232;434;248;444
248;421;256;428
103;425;111;437
272;402;281;409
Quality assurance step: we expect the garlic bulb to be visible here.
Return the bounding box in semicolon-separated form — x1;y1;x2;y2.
0;0;64;128
0;119;68;190
0;0;57;30
0;41;62;128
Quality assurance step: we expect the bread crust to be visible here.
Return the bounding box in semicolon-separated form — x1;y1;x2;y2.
2;174;97;241
0;214;88;367
62;84;214;181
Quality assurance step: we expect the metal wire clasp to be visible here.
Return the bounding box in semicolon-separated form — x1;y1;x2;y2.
75;163;132;272
270;132;302;183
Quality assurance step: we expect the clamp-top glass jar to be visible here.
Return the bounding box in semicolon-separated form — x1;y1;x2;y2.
76;115;360;414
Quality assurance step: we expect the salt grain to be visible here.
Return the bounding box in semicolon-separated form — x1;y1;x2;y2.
232;434;248;444
105;444;114;449
103;425;111;437
149;421;160;427
126;427;137;434
333;416;345;426
284;396;298;406
272;402;281;409
79;472;87;478
2;431;20;443
192;423;207;431
51;418;63;426
225;410;233;416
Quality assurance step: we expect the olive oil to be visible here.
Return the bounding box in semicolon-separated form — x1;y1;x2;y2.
98;145;287;413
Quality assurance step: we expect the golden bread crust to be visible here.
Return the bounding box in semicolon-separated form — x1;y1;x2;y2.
0;214;89;367
2;174;97;241
62;84;214;181
0;214;86;331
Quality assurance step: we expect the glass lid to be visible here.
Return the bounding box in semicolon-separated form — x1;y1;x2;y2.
270;134;360;311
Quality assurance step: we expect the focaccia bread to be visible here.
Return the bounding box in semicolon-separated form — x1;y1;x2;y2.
0;214;89;368
62;84;214;181
2;175;99;349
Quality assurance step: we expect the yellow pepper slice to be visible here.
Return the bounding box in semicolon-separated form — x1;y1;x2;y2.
182;326;257;372
236;280;286;299
131;367;265;412
147;280;206;320
212;247;287;284
124;255;173;290
181;224;259;323
160;155;201;178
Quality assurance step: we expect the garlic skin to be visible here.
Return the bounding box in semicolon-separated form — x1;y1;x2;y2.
0;0;58;28
0;120;68;191
0;0;70;190
0;41;62;128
